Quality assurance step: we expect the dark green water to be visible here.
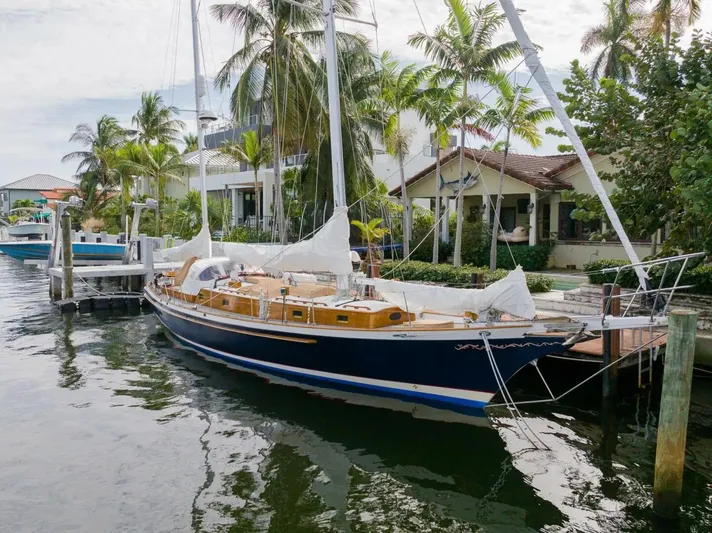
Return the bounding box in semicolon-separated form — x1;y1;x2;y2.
1;255;711;533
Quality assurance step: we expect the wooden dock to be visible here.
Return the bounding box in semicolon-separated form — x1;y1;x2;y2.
569;328;668;357
47;261;182;281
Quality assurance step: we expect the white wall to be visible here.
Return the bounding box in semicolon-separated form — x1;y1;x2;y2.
551;241;653;269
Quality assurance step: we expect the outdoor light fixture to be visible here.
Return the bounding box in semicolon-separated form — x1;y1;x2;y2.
479;204;488;214
527;202;535;214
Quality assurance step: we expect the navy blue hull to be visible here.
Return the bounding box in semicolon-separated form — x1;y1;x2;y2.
149;293;566;411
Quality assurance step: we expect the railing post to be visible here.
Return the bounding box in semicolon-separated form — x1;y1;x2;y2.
61;212;74;299
602;283;621;399
653;309;697;519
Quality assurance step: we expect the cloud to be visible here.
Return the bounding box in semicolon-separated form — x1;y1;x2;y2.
1;0;711;184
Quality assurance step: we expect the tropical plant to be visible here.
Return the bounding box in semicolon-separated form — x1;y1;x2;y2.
220;130;272;224
11;198;35;209
132;91;185;145
416;81;462;264
112;141;144;231
580;0;648;83
352;218;390;267
182;133;199;153
409;0;521;266
379;51;434;261
651;0;701;46
162;189;229;239
118;143;187;230
211;0;358;243
476;75;554;270
61;115;126;187
63;170;113;222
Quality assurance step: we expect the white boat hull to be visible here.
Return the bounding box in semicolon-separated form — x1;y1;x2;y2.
7;222;50;238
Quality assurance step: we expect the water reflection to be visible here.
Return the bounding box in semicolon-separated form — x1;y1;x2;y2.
54;314;84;390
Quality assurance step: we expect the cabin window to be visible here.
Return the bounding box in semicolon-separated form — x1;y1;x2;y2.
222;299;229;307
292;310;303;318
197;293;204;299
389;312;402;321
336;314;349;323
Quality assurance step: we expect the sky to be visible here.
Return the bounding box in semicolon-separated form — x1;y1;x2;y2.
1;0;711;186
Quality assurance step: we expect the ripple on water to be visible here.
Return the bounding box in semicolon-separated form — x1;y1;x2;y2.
0;255;711;532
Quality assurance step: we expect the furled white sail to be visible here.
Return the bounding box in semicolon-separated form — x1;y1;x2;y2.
221;206;353;276
357;266;536;320
161;225;212;261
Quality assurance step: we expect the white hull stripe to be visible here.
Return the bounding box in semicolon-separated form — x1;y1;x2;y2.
167;328;494;408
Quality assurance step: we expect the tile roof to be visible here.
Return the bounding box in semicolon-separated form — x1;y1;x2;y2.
390;148;579;195
39;188;75;201
182;149;241;168
2;174;76;191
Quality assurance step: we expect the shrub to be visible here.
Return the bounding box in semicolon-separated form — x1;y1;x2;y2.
584;258;712;295
496;244;551;271
225;226;274;243
380;260;553;293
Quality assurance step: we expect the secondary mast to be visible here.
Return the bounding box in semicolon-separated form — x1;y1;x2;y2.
498;0;648;289
190;0;212;256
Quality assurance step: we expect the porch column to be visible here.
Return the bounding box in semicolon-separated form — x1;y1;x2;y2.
231;187;238;226
236;191;244;224
441;195;450;242
482;194;490;226
529;191;537;246
550;193;560;241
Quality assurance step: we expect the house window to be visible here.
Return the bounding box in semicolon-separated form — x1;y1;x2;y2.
239;162;248;172
558;202;602;241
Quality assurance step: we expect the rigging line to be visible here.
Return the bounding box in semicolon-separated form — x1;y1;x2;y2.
160;0;179;92
198;23;212;110
170;0;183;107
411;0;428;34
218;1;244;117
201;0;218;82
347;57;528;211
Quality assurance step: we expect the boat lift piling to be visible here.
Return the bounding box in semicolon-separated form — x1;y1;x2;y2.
61;211;74;300
653;309;698;519
602;283;621;399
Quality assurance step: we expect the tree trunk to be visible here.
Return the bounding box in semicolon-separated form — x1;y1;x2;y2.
665;18;671;47
489;128;511;271
454;83;468;267
273;131;285;244
253;168;261;228
397;112;410;261
432;146;441;264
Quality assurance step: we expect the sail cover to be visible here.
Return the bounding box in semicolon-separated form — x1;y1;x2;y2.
357;266;536;320
162;225;212;261
221;207;353;275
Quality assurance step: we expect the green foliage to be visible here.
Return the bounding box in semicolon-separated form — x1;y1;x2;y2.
11;198;35;209
583;258;712;294
224;226;274;243
132;91;185;145
381;260;553;293
552;33;712;252
496;245;552;271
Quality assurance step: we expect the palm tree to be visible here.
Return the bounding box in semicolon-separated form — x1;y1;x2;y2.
651;0;701;46
64;170;113;222
112;141;144;230
211;0;358;243
379;51;434;260
132;91;185;145
476;76;555;270
416;82;461;264
219;130;272;225
409;0;521;267
581;0;648;83
119;143;187;232
351;218;390;268
61;115;126;187
182;133;199;153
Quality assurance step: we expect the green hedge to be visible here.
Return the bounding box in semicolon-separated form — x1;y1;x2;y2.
381;260;553;293
583;258;712;295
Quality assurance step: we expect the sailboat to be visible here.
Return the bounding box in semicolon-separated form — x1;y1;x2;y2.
145;0;692;413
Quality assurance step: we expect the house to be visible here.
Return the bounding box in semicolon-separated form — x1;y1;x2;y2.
0;174;76;215
390;147;653;269
178;108;452;227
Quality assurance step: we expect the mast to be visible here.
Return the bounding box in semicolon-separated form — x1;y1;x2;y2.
190;0;211;256
323;0;347;209
497;0;648;290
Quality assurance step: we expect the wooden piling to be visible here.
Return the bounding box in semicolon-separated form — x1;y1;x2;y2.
653;309;697;519
61;212;74;299
602;283;621;398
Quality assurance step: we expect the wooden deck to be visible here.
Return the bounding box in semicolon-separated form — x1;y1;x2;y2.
569;329;668;357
